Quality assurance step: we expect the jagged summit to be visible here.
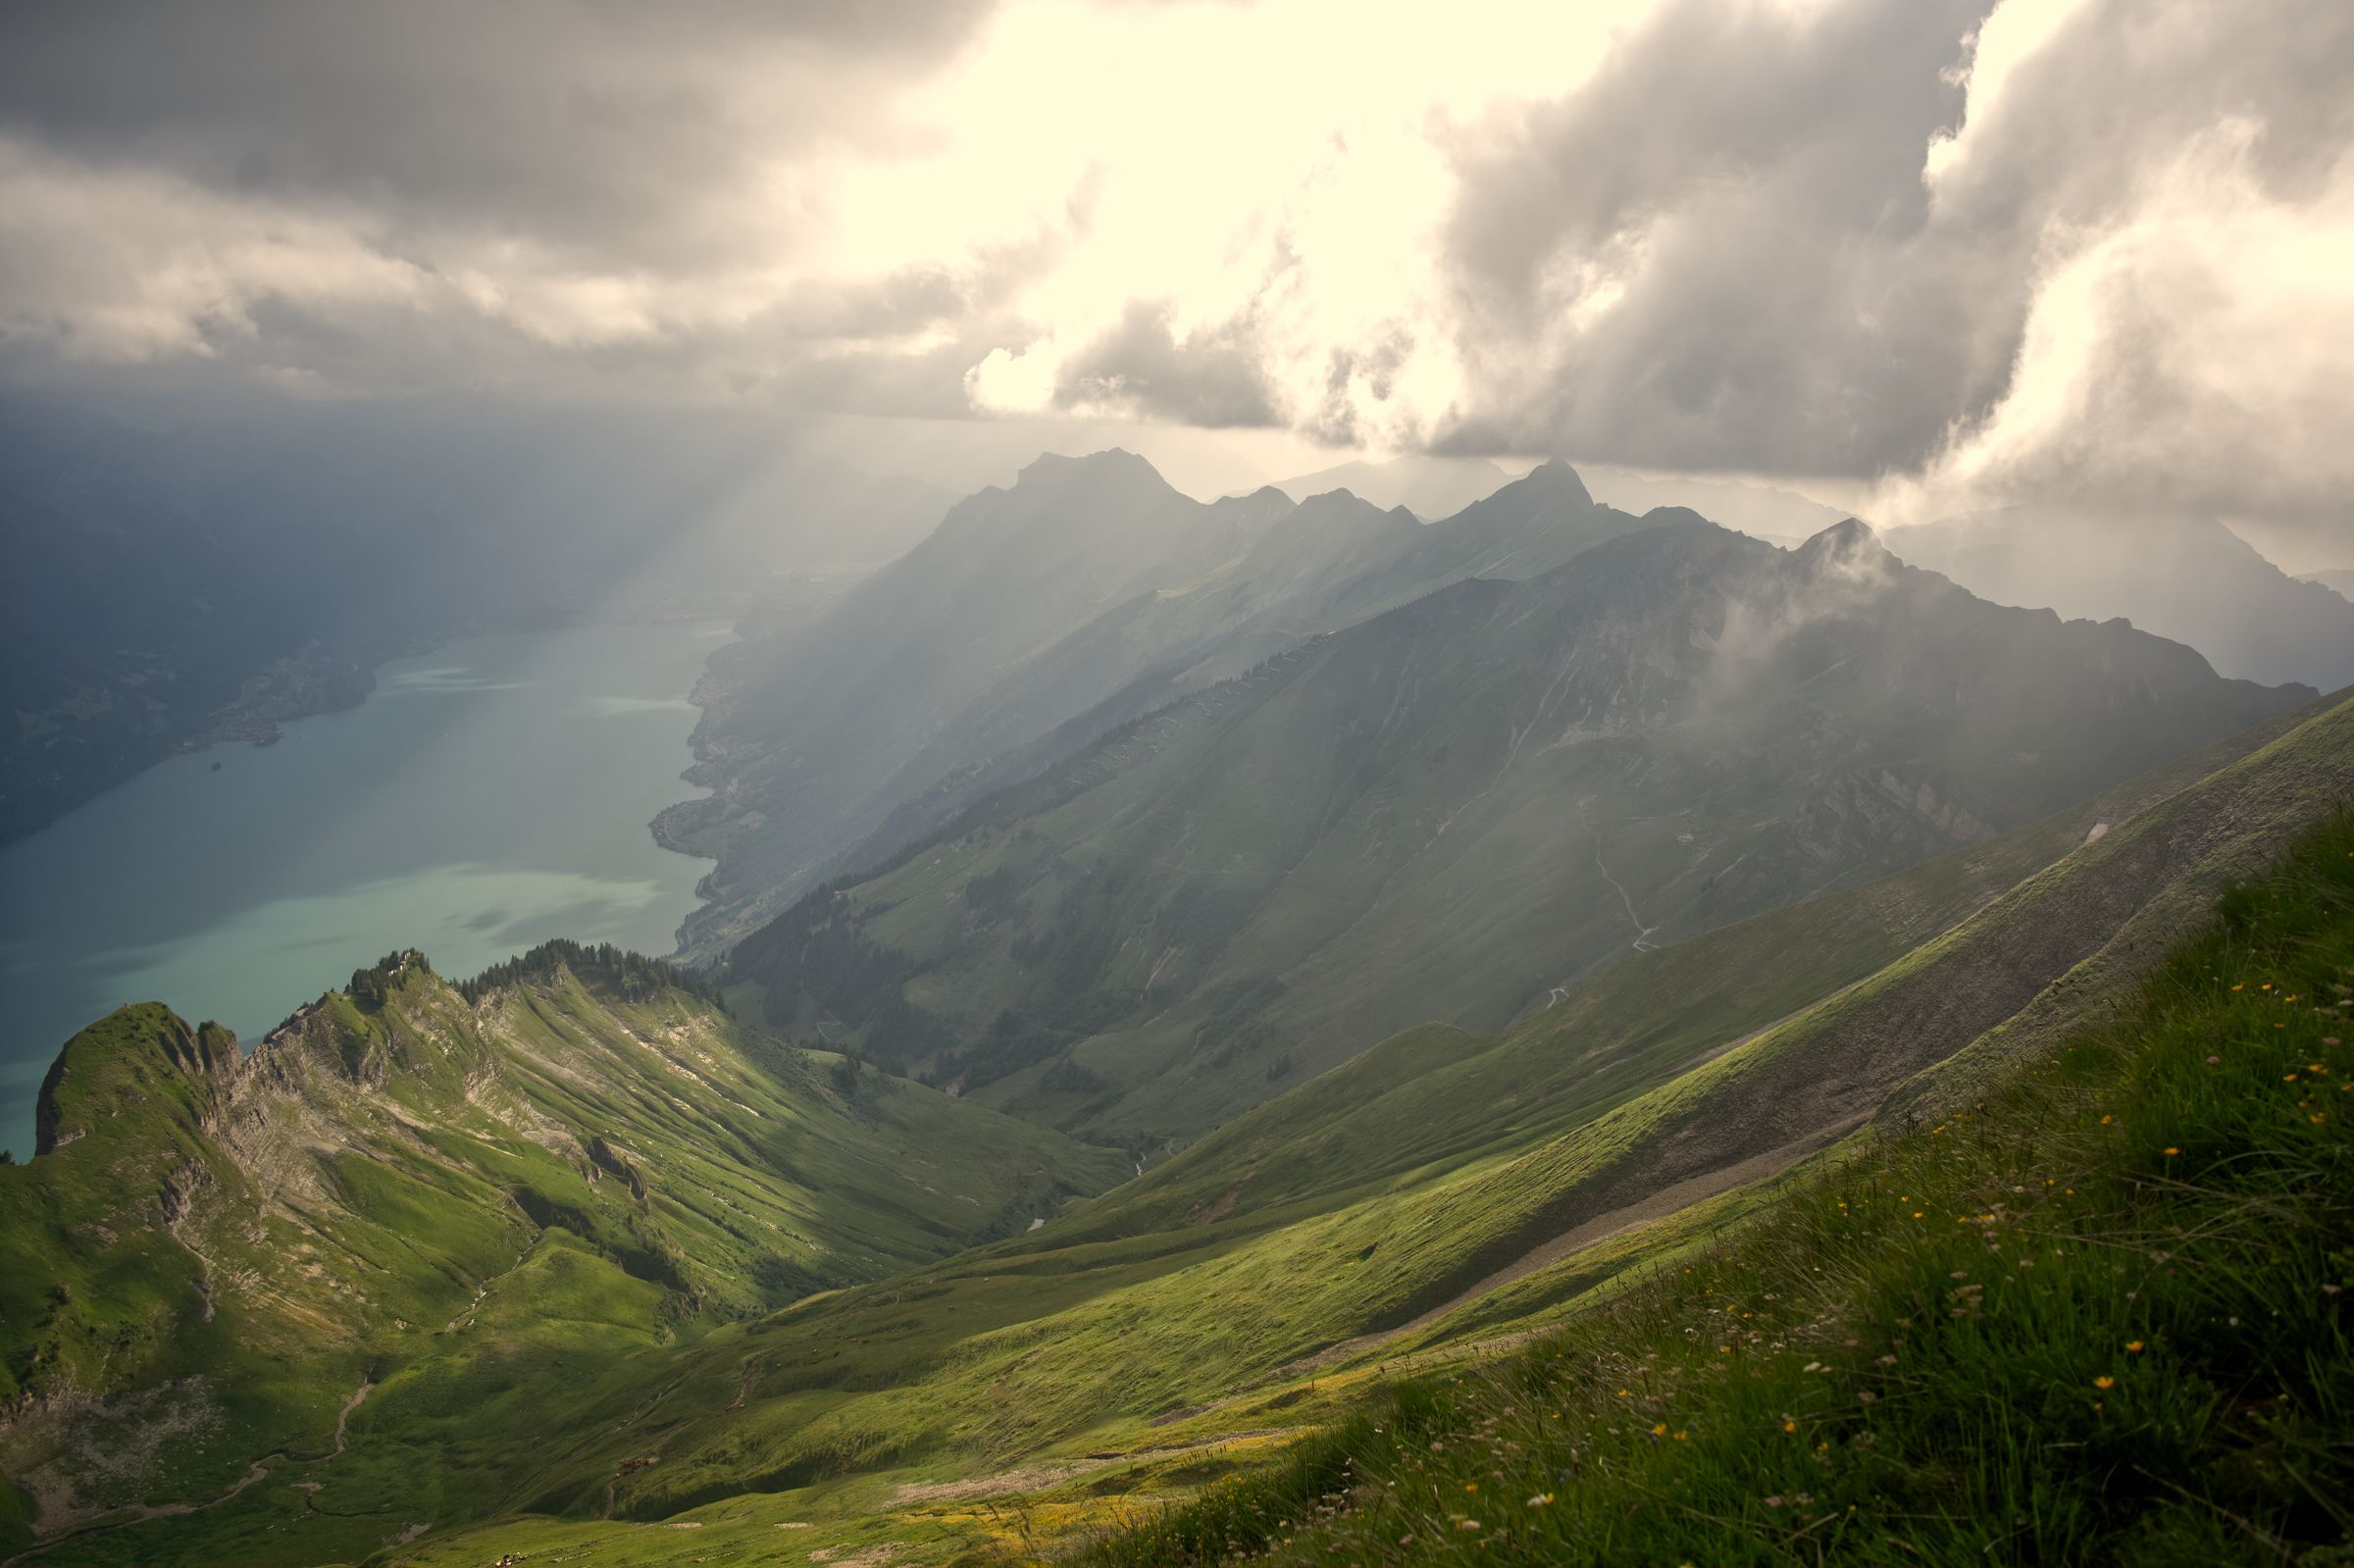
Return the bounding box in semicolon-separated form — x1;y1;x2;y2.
1792;515;1897;573
1016;445;1164;480
1450;455;1593;517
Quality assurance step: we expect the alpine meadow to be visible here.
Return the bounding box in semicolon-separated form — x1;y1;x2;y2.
3;4;2351;1567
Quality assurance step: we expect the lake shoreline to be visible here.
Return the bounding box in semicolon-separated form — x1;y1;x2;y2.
0;619;735;1157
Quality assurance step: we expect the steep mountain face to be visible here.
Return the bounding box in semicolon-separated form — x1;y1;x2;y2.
666;456;1649;957
2302;568;2354;602
725;516;2314;1142
0;947;1121;1556
1883;506;2354;691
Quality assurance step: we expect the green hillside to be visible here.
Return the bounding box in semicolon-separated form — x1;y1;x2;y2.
274;694;2348;1568
0;947;1124;1565
1091;806;2354;1567
3;696;2340;1566
725;513;2315;1146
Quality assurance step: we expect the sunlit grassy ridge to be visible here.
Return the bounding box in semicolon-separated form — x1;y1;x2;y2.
1086;812;2354;1566
0;952;1123;1565
384;700;2352;1567
5;702;2344;1567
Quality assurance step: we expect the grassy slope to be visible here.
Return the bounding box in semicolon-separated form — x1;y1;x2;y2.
1087;808;2354;1568
384;696;2351;1568
0;955;1124;1566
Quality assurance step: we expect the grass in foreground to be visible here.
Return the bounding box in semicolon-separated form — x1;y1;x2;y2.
1083;814;2354;1567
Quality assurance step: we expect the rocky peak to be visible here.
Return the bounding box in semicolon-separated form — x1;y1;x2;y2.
33;1003;242;1158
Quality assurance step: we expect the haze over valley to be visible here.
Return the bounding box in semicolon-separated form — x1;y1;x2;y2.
2;3;2350;1566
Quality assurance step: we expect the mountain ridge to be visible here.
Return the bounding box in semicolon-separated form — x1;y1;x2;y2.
719;510;2312;1146
1883;504;2354;690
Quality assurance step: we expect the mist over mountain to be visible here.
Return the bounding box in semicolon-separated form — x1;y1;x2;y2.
2300;568;2354;602
1882;506;2354;691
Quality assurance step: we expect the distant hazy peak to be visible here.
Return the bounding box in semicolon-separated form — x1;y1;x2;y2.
1881;504;2354;690
1439;456;1595;522
1794;515;1887;561
1513;456;1595;505
1012;445;1175;490
1633;504;1714;531
1268;488;1420;542
1223;483;1295;508
2299;568;2354;604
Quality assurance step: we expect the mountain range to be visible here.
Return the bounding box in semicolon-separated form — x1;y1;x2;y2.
721;509;2309;1143
6;682;2344;1566
1882;504;2354;691
4;438;2350;1567
662;455;1666;957
2300;567;2354;601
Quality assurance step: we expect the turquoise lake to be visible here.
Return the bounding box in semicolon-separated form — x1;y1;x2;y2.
0;620;730;1156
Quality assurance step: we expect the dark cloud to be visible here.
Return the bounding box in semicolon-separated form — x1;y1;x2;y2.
1420;0;2354;552
1049;300;1281;428
1436;0;1990;473
0;0;2347;557
0;1;991;264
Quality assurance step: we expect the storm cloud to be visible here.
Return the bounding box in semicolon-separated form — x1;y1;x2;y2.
1;0;2348;549
1427;0;2354;529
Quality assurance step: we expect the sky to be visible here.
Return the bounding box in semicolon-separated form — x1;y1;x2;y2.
2;0;2350;568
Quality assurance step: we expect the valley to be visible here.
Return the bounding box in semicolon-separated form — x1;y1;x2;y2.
9;12;2349;1565
2;453;2346;1568
4;671;2345;1563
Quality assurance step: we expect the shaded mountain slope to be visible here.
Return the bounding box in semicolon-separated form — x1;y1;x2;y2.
0;947;1121;1562
667;457;1654;957
726;514;2314;1143
830;461;1655;881
1884;505;2354;690
662;450;1291;956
